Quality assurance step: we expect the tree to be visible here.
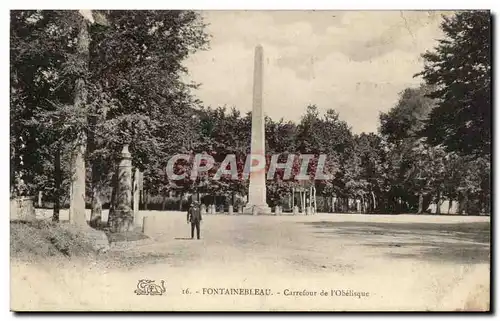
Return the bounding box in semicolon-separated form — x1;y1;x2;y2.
380;86;435;143
417;11;491;157
379;85;439;213
11;10;209;228
10;10;86;221
292;106;350;211
354;133;385;212
67;11;92;227
85;10;209;230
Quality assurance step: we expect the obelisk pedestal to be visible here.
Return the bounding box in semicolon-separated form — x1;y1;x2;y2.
244;44;271;215
109;144;134;232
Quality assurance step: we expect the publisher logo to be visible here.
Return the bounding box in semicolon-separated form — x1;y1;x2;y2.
134;279;167;296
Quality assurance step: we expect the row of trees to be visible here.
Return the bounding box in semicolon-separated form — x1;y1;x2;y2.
159;87;489;215
11;10;491;226
10;10;210;228
124;10;492;215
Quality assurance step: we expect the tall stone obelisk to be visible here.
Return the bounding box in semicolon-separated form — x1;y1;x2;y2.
245;45;271;215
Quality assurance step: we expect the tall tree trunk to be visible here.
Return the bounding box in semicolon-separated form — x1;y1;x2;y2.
371;191;376;212
417;193;424;214
88;115;102;228
89;161;103;228
52;148;61;222
464;191;469;215
313;186;317;212
90;184;102;228
69;137;87;226
308;186;312;208
436;190;441;215
69;16;90;227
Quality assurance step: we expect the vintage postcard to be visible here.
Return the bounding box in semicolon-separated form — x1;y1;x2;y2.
10;10;491;312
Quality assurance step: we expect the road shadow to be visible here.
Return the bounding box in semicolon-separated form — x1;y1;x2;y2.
302;221;490;264
174;237;194;240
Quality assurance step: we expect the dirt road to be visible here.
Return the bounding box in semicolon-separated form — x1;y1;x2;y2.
11;212;490;311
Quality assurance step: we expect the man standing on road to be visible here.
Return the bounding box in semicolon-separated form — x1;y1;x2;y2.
187;201;202;239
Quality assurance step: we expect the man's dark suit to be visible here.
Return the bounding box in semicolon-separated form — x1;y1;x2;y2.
187;205;202;239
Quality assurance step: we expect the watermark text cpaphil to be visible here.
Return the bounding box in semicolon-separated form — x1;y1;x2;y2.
165;153;335;181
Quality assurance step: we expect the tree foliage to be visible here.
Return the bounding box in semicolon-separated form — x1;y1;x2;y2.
417;10;491;157
11;10;490;217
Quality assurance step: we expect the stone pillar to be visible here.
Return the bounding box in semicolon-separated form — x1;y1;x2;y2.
228;205;234;215
293;205;298;215
69;142;87;226
110;144;134;232
244;45;271;215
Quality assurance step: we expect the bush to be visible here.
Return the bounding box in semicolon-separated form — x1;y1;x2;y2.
10;220;96;260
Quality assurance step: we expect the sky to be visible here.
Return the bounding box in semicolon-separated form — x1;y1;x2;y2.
183;10;454;134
